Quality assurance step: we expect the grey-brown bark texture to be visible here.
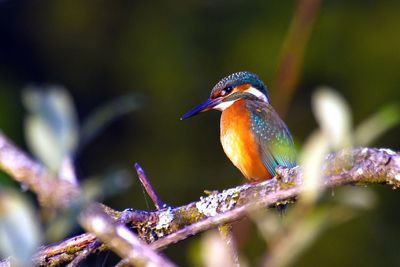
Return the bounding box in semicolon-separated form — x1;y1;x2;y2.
28;146;399;266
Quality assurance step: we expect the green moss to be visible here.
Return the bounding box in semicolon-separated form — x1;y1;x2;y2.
65;246;82;254
175;207;204;226
218;224;231;236
279;180;297;189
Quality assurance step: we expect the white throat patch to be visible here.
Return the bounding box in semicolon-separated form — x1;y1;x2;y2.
213;100;237;111
244;86;268;103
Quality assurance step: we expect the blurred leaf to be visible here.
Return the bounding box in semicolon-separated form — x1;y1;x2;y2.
298;87;353;204
58;156;78;185
354;103;400;146
299;130;329;204
335;187;376;210
0;189;42;266
23;86;79;173
312;87;353;149
261;188;374;267
79;94;142;149
82;169;133;201
199;230;248;267
251;209;283;243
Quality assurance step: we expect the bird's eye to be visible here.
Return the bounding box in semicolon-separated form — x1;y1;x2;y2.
221;86;233;96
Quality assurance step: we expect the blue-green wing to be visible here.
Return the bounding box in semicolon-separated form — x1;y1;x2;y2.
248;101;297;175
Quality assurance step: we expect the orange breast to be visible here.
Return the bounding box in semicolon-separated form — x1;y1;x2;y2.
220;100;272;181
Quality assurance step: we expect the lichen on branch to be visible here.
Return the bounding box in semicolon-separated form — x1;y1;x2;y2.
31;147;399;266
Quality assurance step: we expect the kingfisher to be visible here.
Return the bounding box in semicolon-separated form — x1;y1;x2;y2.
181;71;296;181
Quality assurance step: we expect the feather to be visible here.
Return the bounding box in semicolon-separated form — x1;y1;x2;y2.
247;101;297;176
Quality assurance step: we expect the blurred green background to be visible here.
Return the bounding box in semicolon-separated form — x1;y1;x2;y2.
0;0;400;266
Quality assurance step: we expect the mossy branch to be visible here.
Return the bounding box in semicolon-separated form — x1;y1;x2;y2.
78;203;177;267
30;147;400;266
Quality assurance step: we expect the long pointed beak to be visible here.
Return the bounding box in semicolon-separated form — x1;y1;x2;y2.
180;98;222;120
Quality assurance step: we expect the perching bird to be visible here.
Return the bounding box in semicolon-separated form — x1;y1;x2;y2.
181;71;296;181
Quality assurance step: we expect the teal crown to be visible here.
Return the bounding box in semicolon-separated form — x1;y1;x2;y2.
211;71;269;98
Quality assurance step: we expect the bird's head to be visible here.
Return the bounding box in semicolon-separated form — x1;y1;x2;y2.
181;71;269;120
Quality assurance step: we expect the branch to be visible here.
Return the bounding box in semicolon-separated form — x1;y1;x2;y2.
134;163;166;210
0;132;80;209
272;0;321;115
34;147;400;266
79;203;176;267
0;257;11;267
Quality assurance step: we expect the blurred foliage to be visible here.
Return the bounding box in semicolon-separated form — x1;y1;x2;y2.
0;0;399;266
355;104;400;146
0;189;42;266
23;86;78;172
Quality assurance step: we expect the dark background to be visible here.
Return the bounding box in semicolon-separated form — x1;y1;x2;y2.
0;1;399;266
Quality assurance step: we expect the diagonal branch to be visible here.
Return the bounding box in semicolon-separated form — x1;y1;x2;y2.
0;132;80;209
33;147;400;266
79;203;176;267
272;0;322;116
134;163;166;210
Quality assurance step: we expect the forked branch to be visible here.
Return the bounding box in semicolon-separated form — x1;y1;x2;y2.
31;147;399;266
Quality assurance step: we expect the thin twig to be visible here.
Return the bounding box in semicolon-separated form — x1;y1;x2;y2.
272;0;322;116
34;233;97;266
66;240;102;267
134;163;166;210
